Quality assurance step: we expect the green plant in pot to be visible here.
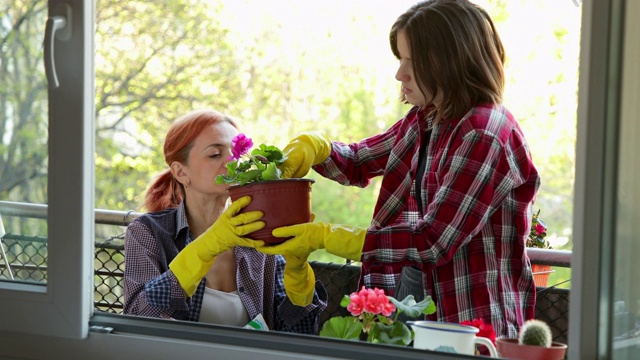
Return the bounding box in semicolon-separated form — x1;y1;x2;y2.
216;134;315;245
527;209;550;249
519;319;553;347
319;286;437;346
496;319;567;360
527;209;555;286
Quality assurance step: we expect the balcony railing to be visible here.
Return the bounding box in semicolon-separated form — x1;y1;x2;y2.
0;200;571;344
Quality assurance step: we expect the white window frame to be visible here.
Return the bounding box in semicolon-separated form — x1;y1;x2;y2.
1;0;637;359
0;0;95;339
569;0;626;359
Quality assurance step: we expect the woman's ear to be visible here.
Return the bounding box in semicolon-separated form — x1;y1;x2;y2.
170;161;189;187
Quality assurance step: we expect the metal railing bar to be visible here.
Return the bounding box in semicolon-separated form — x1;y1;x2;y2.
0;200;142;226
526;248;572;267
0;200;573;267
94;301;123;309
94;269;124;277
94;241;125;250
0;263;48;271
0;234;48;243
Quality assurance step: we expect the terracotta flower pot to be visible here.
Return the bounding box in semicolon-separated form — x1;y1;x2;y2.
531;264;554;287
496;338;567;360
228;178;315;245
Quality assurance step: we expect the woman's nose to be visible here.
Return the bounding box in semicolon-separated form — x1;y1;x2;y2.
395;66;409;82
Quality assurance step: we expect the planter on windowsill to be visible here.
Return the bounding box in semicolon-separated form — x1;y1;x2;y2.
496;339;567;360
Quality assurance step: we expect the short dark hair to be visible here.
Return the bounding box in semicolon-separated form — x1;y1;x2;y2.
390;0;505;121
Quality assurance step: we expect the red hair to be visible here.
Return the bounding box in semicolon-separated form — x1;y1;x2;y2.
143;109;239;212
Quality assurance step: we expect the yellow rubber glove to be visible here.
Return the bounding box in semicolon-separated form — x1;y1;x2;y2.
169;196;265;297
257;222;366;262
283;255;316;307
280;132;332;178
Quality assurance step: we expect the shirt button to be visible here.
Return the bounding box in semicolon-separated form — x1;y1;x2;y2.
239;286;245;292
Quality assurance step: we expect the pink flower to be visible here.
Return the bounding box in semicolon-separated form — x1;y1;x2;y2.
230;134;253;160
347;293;365;316
535;222;546;236
380;299;396;317
461;318;496;345
347;286;396;317
321;286;437;346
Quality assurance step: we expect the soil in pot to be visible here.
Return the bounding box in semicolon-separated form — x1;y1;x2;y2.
228;178;314;245
496;338;567;360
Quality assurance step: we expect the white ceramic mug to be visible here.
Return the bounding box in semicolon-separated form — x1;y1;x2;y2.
407;320;498;357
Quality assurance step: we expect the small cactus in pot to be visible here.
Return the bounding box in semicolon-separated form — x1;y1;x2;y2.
518;319;552;347
496;319;567;360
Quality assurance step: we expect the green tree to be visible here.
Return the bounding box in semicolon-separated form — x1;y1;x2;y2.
0;1;49;239
94;0;243;211
0;1;48;204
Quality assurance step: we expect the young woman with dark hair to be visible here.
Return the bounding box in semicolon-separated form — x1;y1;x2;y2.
259;0;539;339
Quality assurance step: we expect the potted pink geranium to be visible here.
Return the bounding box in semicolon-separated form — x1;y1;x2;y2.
216;134;314;245
215;133;287;185
320;286;436;346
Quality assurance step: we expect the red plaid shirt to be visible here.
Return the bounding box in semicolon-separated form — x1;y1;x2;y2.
314;104;540;338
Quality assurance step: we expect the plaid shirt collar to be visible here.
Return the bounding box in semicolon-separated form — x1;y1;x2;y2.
175;201;192;246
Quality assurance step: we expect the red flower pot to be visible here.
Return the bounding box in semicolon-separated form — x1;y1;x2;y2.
496;338;567;360
228;178;314;245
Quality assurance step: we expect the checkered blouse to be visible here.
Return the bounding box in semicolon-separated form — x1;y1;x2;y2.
123;201;327;334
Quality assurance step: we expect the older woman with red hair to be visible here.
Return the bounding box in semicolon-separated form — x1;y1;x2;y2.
124;109;326;334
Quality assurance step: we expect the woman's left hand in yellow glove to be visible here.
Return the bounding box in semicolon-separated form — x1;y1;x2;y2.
169;196;265;296
282;255;315;307
256;222;365;262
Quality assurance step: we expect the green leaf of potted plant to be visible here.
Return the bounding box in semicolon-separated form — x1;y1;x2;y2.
216;134;315;245
527;209;551;249
527;209;555;286
319;286;436;346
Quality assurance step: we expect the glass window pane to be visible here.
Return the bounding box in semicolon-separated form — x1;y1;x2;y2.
612;1;640;357
0;1;49;286
92;0;579;354
612;130;640;354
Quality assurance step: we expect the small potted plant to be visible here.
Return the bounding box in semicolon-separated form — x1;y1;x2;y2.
216;133;315;245
527;209;550;249
319;286;437;346
527;209;554;286
496;319;567;360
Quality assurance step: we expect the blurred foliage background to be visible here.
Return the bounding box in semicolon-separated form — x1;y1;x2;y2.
1;0;579;286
